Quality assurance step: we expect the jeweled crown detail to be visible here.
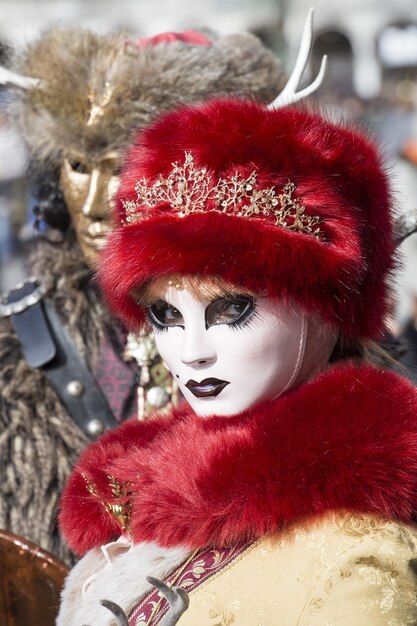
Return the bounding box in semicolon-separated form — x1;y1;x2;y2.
122;151;322;238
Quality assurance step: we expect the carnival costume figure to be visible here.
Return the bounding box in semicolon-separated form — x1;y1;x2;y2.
57;12;417;625
0;28;284;563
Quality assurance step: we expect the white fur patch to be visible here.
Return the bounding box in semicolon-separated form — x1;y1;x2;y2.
57;541;190;626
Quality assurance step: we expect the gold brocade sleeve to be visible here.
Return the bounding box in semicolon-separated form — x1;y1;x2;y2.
298;514;417;626
178;512;417;626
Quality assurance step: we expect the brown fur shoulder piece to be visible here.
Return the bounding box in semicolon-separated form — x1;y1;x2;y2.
12;28;285;167
0;310;87;563
0;236;115;563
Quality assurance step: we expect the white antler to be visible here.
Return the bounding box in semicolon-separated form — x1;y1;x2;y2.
268;7;327;110
0;66;41;90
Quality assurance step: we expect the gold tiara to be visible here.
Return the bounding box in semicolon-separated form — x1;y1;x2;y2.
122;151;322;238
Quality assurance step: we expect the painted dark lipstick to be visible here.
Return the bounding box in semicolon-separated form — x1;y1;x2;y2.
185;378;230;398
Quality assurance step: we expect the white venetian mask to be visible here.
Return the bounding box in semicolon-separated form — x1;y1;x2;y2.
147;287;308;417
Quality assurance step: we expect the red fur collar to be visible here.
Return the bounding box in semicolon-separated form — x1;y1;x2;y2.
60;363;417;555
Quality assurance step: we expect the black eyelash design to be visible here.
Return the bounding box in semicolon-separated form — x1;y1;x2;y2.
147;296;257;332
228;298;258;331
146;306;168;333
205;295;257;330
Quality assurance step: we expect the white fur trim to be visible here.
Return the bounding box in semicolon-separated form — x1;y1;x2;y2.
57;541;190;626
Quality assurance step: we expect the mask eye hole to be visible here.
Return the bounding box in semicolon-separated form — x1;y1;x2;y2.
69;159;89;174
147;299;184;329
205;296;254;328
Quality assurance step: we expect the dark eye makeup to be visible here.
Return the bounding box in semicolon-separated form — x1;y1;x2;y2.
69;159;89;174
205;296;255;328
147;300;184;330
147;295;255;331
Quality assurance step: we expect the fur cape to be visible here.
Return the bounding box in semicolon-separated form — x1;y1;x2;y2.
101;99;394;341
59;362;417;556
0;239;103;564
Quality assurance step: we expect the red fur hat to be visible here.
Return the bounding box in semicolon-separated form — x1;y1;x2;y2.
100;98;394;339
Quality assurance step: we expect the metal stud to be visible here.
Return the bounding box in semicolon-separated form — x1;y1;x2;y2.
86;419;105;437
66;380;85;397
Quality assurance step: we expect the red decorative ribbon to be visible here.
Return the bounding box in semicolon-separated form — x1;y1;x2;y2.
129;540;248;625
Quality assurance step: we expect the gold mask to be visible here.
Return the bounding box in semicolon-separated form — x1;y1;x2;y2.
60;152;120;269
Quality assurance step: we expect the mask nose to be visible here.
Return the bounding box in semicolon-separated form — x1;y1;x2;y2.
180;325;217;367
82;168;109;219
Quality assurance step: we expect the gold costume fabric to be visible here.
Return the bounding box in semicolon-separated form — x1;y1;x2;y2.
175;512;417;626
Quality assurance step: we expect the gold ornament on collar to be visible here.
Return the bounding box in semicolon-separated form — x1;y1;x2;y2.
122;151;322;239
81;472;133;532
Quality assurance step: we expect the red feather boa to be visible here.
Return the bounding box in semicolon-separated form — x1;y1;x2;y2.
59;363;417;555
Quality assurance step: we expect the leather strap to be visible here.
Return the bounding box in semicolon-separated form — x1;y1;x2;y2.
6;280;118;437
8;281;55;368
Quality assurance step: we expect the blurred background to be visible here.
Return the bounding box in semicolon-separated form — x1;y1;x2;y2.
1;0;417;328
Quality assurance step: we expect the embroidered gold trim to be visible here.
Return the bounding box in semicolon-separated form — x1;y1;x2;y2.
122;151;322;238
